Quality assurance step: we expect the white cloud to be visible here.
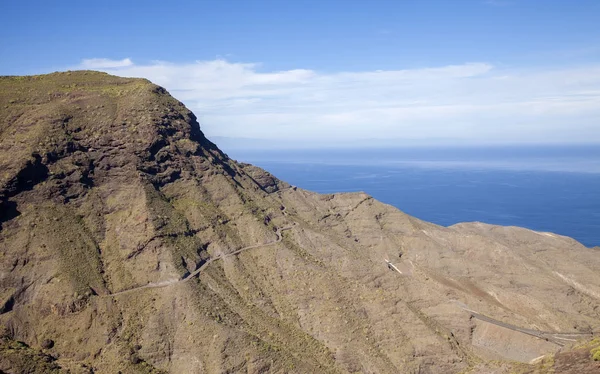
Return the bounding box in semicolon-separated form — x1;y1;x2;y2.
74;58;600;147
80;58;133;69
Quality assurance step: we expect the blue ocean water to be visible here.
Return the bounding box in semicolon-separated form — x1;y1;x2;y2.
228;146;600;247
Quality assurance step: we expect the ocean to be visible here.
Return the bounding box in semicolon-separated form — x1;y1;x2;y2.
226;146;600;248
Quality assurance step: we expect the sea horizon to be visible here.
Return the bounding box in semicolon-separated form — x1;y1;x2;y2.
224;144;600;248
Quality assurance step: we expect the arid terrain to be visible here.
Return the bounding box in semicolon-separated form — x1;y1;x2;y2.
1;72;599;373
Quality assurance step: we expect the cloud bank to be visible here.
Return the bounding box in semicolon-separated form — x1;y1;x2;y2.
80;58;133;69
75;58;600;147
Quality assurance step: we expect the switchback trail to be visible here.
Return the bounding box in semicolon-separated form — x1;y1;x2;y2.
104;222;297;297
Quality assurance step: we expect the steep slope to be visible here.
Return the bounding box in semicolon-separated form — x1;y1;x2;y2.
0;72;599;374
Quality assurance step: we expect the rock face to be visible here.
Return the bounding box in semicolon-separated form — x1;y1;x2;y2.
0;72;599;374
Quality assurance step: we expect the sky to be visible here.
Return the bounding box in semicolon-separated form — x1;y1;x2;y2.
1;0;600;148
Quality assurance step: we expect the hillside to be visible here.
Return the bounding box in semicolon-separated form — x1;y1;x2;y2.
1;72;599;374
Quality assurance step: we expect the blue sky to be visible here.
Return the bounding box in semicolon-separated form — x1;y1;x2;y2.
1;0;600;147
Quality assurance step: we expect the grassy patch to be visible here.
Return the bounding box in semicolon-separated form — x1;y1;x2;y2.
143;183;212;274
0;336;62;373
35;204;105;295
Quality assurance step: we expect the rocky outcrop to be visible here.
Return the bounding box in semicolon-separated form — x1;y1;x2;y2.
0;72;599;373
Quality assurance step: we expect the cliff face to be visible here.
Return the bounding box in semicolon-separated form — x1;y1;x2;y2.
1;72;599;374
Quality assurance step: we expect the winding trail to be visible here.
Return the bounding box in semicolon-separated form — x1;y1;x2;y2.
386;257;596;347
104;222;296;297
385;259;596;348
452;301;595;347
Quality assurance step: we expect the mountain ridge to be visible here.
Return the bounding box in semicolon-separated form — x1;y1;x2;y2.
1;71;599;373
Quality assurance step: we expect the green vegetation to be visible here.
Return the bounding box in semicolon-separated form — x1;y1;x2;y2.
36;205;105;295
144;183;190;236
0;337;62;373
143;183;209;273
591;342;600;361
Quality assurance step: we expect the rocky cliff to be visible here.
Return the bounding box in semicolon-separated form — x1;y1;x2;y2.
1;72;599;373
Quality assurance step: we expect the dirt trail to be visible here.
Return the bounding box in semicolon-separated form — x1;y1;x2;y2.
453;301;595;347
396;258;597;348
104;222;297;297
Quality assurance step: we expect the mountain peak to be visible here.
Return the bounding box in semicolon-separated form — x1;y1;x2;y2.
0;71;235;202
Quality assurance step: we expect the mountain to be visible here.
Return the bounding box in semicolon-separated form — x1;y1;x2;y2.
1;72;599;374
